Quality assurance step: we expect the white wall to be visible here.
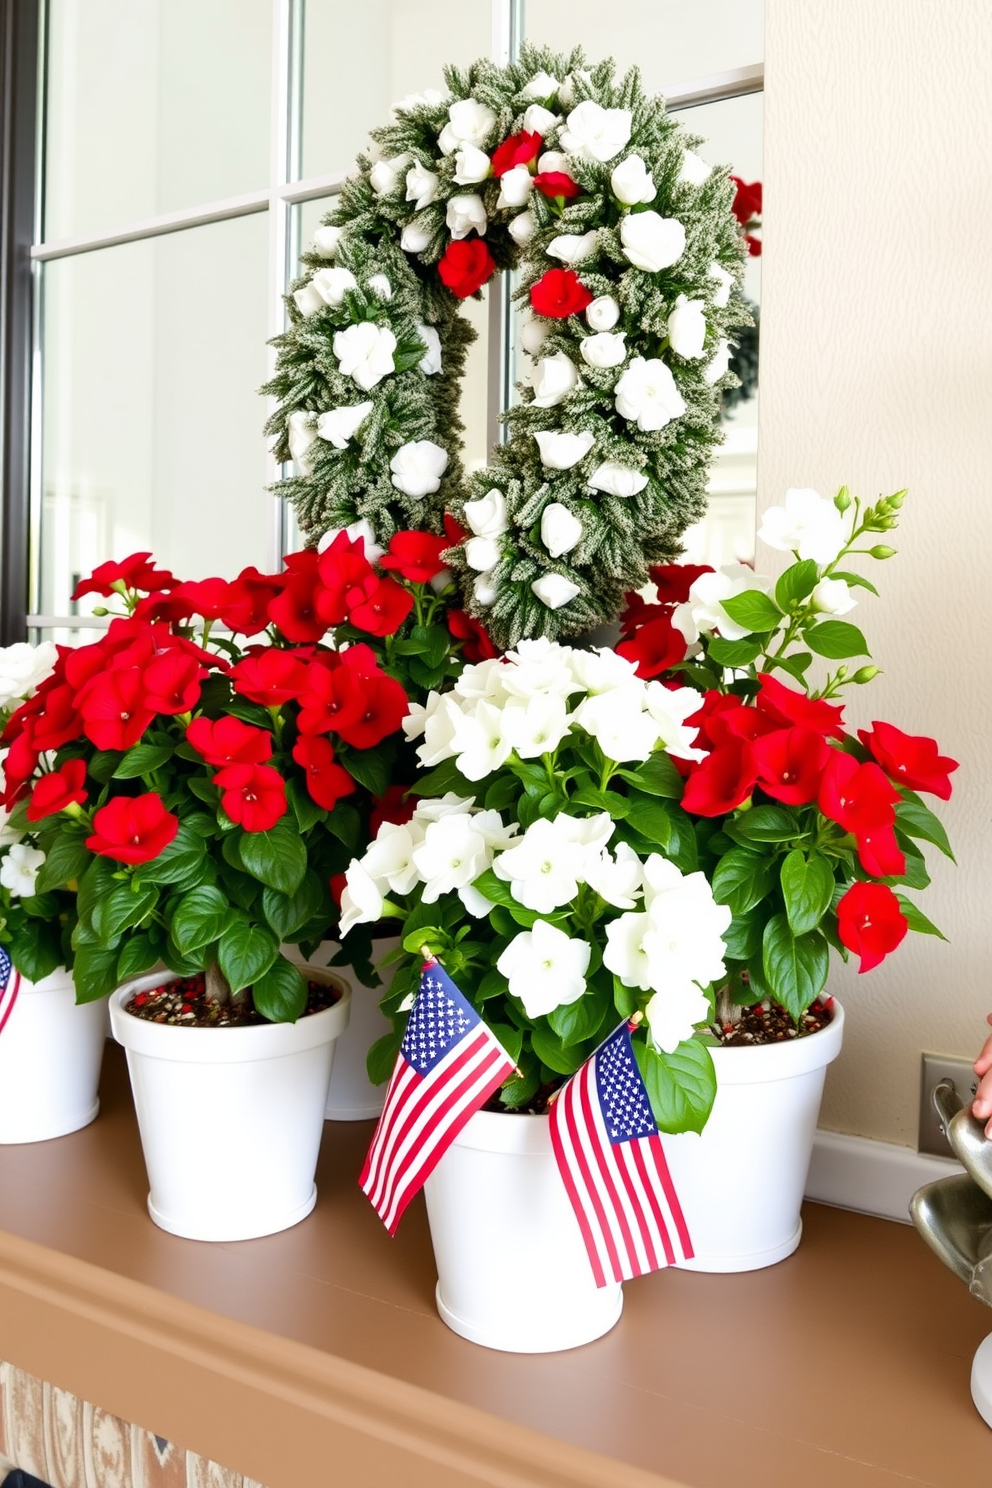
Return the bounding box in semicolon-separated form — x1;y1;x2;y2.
759;0;992;1144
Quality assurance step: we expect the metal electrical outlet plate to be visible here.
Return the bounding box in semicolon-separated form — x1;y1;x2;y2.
919;1053;978;1157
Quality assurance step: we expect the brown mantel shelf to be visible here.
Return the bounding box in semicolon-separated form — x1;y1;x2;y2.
0;1047;989;1488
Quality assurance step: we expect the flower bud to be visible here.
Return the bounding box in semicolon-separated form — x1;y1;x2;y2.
833;485;852;512
851;665;881;684
869;545;896;558
886;488;906;508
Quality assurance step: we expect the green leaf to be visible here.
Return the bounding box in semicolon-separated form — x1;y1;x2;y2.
616;751;683;798
485;774;520;811
711;847;778;915
569;787;630;817
217;919;279;996
112;744;174;779
612;975;638;1018
895;798;955;861
719;590;783;633
262;871;328;940
768;651;813;686
171;885;231;955
530;1025;586;1076
487;1020;523;1065
136;823;207;885
5;918;63;984
721;906;764;963
238;821;307;895
775;560;820;611
326;801;360;851
624;799;673;848
761;914;829;1021
187;777;219;806
470;868;516;907
91;882;158;945
367;1027;403;1085
633;1038;717;1135
76;856;119;923
117;933;160;983
35;834;92;892
475;968;508;1003
72;941;120;1003
548;991;605;1047
706;636;764;668
726;805;802;845
251;956;307;1022
338;746;391;797
285;776;327;834
832;570;879;597
88;750;122;784
779;849;836;936
895;894;948;940
402;926;446;957
805;620;869;660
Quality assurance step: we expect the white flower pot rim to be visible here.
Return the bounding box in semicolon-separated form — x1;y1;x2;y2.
707;1001;844;1084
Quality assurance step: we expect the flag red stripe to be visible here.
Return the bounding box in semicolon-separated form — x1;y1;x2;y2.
577;1065;638;1282
560;1062;624;1285
359;1054;418;1195
612;1139;662;1273
628;1140;673;1267
0;968;20;1037
652;1135;694;1261
549;1089;607;1290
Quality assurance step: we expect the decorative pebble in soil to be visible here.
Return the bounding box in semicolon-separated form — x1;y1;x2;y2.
715;997;835;1047
124;972;340;1028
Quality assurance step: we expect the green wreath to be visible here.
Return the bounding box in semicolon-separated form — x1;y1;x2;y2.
265;45;749;649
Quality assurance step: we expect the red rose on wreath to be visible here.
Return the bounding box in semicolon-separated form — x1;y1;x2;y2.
491;130;542;176
533;172;581;199
438;240;496;299
530;268;593;319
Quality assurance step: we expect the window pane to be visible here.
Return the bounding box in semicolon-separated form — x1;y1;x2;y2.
38;215;270;618
44;0;272;241
300;0;492;180
519;0;762;87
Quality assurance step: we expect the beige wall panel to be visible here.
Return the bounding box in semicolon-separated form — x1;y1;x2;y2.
760;0;992;1142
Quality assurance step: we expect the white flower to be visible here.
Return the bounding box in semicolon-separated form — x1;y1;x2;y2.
579;331;627;369
758;488;849;565
615;357;686;431
316;517;383;563
362;823;420;896
412;792;475;824
311;266;358;307
642;862;731;990
393;87;445;114
603;912;655;992
584;841;644;909
541;503;582;557
496;164;533;208
401;221;432;254
0;803;22;849
703;339;732;385
533;429;595;469
811;577;858;616
667;295;707;359
537;151;567;174
389;440;449;498
367;273;392;301
645;986;711;1055
333;322;397;391
415;694;462;765
313;224;342;258
521;71;559;100
438;99;497;155
453;658;511;705
293;282;325;317
611;154;656;205
369;152;410;196
708;262;734;307
474;572;498;606
572;691;662;763
464;536;501;572
559;100;632;162
620;211;686;272
287;410;316;472
416;324;442;375
501;638;578;700
557;69;592;110
679;150;711;186
316;401;374;449
523;102;559;136
508;210;536;246
546;231;598;265
405;160;440;210
567;647;640;697
519;314;548;356
531;352;579;407
672;563;775;644
450;701;514;781
413;814;492;902
586;295;621;332
493;817;584;912
463;487;508;538
642;683;707;761
454;144;491;184
532;574;580;609
446;193;487;240
501;693;572;757
0;843;44;898
587;461;648;498
497;920;591;1019
0;642;58;706
557;812;615;856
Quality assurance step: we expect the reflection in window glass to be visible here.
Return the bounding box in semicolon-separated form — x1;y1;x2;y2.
39;216;270;617
44;0;271;240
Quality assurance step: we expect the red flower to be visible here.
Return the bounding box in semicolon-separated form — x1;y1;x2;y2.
369;784;414;836
444;511;468;546
213;762;287;832
860;720;958;801
836;881;907;973
169;577;231;621
75;668;155;751
447;609;497;663
379;531;449;584
229;648;308;706
186;716;272;767
649;563;714;606
0;729;39;806
744;234;762;258
681;738;758;817
752;727;831;807
71;552;175;601
348;575;414;636
30;685;81;752
438;240;496;299
142;652;204;715
26;759;88;822
220;567;284;636
335;671;409;749
86;792;179;864
268;550;328;642
856;824;906;879
730;176;763;226
818;751;900;835
316;533;376;626
530;268;592;319
533;171;581;199
616;615;687;679
491;130;542;177
292;735;355;811
329;873;347;907
296;660;365;737
618;592;668;636
755;673;846;738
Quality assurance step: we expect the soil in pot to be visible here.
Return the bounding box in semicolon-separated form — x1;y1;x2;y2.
715;997;835;1047
123;973;340;1028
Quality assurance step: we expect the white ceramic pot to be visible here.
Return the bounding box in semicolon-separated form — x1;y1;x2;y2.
288;939;396;1121
662;1002;845;1272
0;968;108;1144
109;967;350;1241
423;1108;623;1353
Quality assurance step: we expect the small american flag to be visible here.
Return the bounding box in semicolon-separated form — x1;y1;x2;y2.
0;947;21;1038
550;1021;693;1287
360;960;515;1235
